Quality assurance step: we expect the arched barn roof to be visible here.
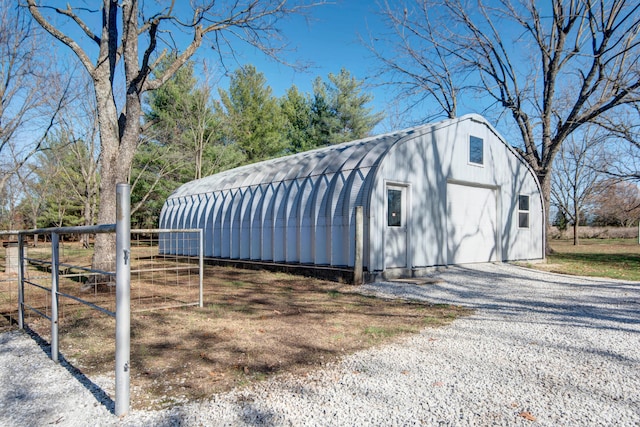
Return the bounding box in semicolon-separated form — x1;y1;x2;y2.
159;122;422;266
167;127;414;199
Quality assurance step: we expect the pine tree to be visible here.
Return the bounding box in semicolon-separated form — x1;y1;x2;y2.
310;68;383;147
281;86;313;153
217;65;288;162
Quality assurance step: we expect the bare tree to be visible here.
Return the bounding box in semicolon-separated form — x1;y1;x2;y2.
366;1;463;121
371;0;640;253
551;127;605;245
590;179;640;227
0;173;22;229
11;72;98;247
592;105;640;181
0;0;68;200
55;78;100;247
26;0;322;269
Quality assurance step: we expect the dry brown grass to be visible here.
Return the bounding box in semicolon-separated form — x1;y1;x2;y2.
1;260;470;410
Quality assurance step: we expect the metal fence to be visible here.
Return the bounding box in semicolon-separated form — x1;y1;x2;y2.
0;184;203;417
4;183;132;416
8;230;203;318
1;231;204;416
1;236;21;330
130;229;203;312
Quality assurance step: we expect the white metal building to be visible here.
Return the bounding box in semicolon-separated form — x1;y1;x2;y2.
159;114;544;279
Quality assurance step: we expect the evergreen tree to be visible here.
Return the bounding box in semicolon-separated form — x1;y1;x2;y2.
146;58;215;181
31;133;96;228
310;68;383;147
129;141;188;229
281;85;313;153
217;65;288;162
137;59;244;228
309;76;338;148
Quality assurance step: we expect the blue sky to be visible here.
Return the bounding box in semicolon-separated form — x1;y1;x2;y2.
255;1;382;93
43;1;455;133
189;0;400;132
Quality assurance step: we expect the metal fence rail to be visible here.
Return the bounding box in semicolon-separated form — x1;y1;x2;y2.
1;184;131;417
0;186;204;417
17;224;118;360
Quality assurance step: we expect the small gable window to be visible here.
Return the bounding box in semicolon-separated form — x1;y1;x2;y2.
518;195;530;228
469;136;484;165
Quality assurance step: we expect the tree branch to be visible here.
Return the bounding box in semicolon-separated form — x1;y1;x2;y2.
25;0;95;75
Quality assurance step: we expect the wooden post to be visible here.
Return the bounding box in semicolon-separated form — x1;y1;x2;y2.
354;206;363;285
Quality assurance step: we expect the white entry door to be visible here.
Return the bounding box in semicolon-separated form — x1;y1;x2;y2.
446;183;498;264
385;185;408;268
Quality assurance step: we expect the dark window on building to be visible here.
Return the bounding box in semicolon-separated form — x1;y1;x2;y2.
469;136;484;165
388;189;402;227
518;195;530;228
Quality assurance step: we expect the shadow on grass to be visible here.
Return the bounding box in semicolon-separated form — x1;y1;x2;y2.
547;251;640;281
551;252;640;265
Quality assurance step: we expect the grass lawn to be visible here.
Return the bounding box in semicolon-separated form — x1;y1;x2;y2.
531;238;640;281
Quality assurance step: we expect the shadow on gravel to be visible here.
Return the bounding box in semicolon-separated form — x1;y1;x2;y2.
24;327;116;415
237;400;277;425
369;265;640;333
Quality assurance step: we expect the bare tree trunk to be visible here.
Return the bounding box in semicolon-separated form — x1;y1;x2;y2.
92;179;116;271
82;187;92;248
538;170;553;257
573;171;579;246
573;211;579;246
92;103;140;272
91;74;121;272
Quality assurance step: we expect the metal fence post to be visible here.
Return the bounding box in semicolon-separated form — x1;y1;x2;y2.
17;234;25;329
199;228;204;308
115;183;131;417
51;232;60;363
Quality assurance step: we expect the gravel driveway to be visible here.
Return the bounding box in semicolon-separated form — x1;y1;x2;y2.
1;263;639;426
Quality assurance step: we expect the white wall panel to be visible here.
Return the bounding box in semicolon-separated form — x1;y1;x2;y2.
261;184;275;261
220;191;232;258
231;190;243;258
299;178;314;264
240;188;254;259
285;181;301;263
273;183;287;262
202;194;216;256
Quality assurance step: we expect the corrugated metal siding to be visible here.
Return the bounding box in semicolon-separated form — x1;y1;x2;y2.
159;114;545;272
160;129;400;267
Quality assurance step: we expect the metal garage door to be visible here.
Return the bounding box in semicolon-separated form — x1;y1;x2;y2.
446;183;498;264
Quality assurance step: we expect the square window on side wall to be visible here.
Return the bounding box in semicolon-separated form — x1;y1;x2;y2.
469;136;484;165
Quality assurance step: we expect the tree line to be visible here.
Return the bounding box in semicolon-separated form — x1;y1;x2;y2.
550;126;640;245
4;62;382;231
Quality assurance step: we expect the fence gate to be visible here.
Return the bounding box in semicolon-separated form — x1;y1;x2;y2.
0;185;205;417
